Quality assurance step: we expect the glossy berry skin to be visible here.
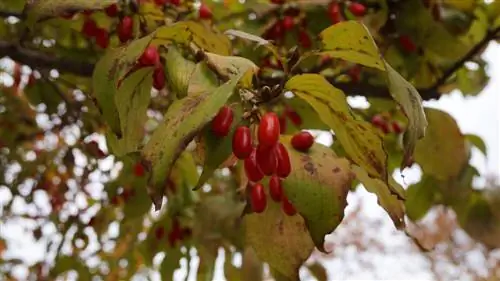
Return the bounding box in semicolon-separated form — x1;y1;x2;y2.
82;19;98;37
282;195;297;216
291;131;314;152
328;2;342;24
258;112;280;149
153;66;166;90
270;0;285;4
298;29;311;48
371;115;385;127
392;121;403;134
282;16;294;30
105;4;119;17
118;16;133;43
232;126;253;159
134;162;145;177
244;148;264;182
286;108;302;126
199;3;212;19
256;144;278;176
269;175;283;202
139;45;160;67
155;0;168;5
250;183;267;213
275;143;291;178
349;3;366;17
399;35;417;53
95;28;109;49
211;106;233;137
279;115;287;134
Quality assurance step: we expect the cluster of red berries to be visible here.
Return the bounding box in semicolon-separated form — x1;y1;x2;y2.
211;106;315;215
135;45;166;90
154;218;191;247
278;106;303;133
263;2;311;48
398;35;417;53
328;1;366;24
371;114;404;135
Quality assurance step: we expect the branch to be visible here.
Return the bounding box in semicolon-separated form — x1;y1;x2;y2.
0;40;94;76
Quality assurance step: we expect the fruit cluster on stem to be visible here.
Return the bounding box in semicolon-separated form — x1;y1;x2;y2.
371;114;404;135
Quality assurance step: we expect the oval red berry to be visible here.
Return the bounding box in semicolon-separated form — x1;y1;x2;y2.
282;195;297;216
244;148;264;182
250;183;267;213
199;4;212;19
275;143;291;178
349;2;366;17
291;131;314;152
211;106;233;137
392;121;403;134
282;16;294;30
139;45;160;67
232;126;253;159
258;112;280;149
118;16;133;43
285;108;302;126
269;175;283;202
105;4;119;17
256;144;278;176
133;162;145;177
95;28;109;49
153;66;166;90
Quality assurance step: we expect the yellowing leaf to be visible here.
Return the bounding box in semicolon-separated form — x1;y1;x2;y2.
281;136;353;252
25;0;117;25
244;196;314;280
465;134;487;156
285;74;388;182
443;0;476;12
414;108;467;181
141;75;242;210
352;165;405;228
188;62;220;96
163;45;196;99
205;52;258;87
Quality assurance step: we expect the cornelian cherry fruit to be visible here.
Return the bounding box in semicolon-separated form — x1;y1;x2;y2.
275;143;291;178
392;121;403;134
199;3;212;19
285;108;302;126
118;16;133;43
279;115;287;134
105;4;119;17
139;45;160;67
95;28;109;49
349;3;366;17
371;115;385;127
133;162;145;177
269;175;283;202
244;148;264;182
291;131;314;152
82;19;98;37
153;66;166;90
282;16;294;30
282;195;297;216
256;144;278;176
399;35;417;53
155;0;167;5
258;112;280;149
211;106;233;137
232;126;253;159
328;2;342;24
298;30;311;48
250;183;267;213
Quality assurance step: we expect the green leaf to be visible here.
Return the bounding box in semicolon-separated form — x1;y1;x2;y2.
24;81;63;114
281;136;352;252
285;97;329;131
307;262;328;281
163;45;196;99
352;165;405;228
197;245;218;281
108;68;153;156
142;74;242;210
285;74;388;182
461;192;500;249
405;176;439;221
414;108;467;181
188;62;220;96
465;133;487;156
244;197;314;280
205;52;258;87
224;29;282;67
456;61;489;96
160;248;183;280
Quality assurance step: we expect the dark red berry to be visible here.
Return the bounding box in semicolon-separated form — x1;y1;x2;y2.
82;19;98;37
199;3;212;19
118;16;133;43
168;219;182;246
282;16;294;30
95;28;109;49
291;131;314;152
105;4;119;17
269;175;283;202
211;106;233;137
328;2;342;24
256;144;278;176
298;29;311;48
258;112;280;149
392;121;403;134
270;0;285;4
279;115;287;134
170;0;181;5
285;108;302;126
399;35;417;53
155;226;165;240
349;65;361;83
264;22;284;40
275;143;291;178
250;183;267;213
155;0;167;5
232;126;253;159
371;115;385;127
244;148;265;182
153;66;165;90
139;45;160;67
349;2;366;17
133;162;145;177
282;195;297;216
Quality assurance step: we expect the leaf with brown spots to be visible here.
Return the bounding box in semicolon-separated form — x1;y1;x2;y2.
163;45;196;99
141;74;242;210
285;74;388;182
281;136;353;252
244;189;314;280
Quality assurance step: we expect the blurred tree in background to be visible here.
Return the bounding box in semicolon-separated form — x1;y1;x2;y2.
0;0;499;280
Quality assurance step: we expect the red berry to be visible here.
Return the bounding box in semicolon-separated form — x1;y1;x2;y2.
250;183;267;213
232;126;253;159
153;66;166;90
399;35;417;53
291;131;314;152
349;2;366;17
118;16;134;43
282;16;294;30
282;195;297;216
168;219;181;246
298;29;311;48
155;226;165;240
328;2;342;24
285;108;302;126
95;28;109;49
264;22;284;40
270;0;285;4
371;115;385;127
275;143;291;178
139;45;160;67
211;106;233;137
269;175;283;202
82;19;98;37
155;0;167;5
170;0;181;5
199;3;212;19
279;115;287;134
392;121;403;134
133;162;145;177
258;112;280;149
244;148;264;182
256;144;278;176
105;4;119;17
349;65;361;83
